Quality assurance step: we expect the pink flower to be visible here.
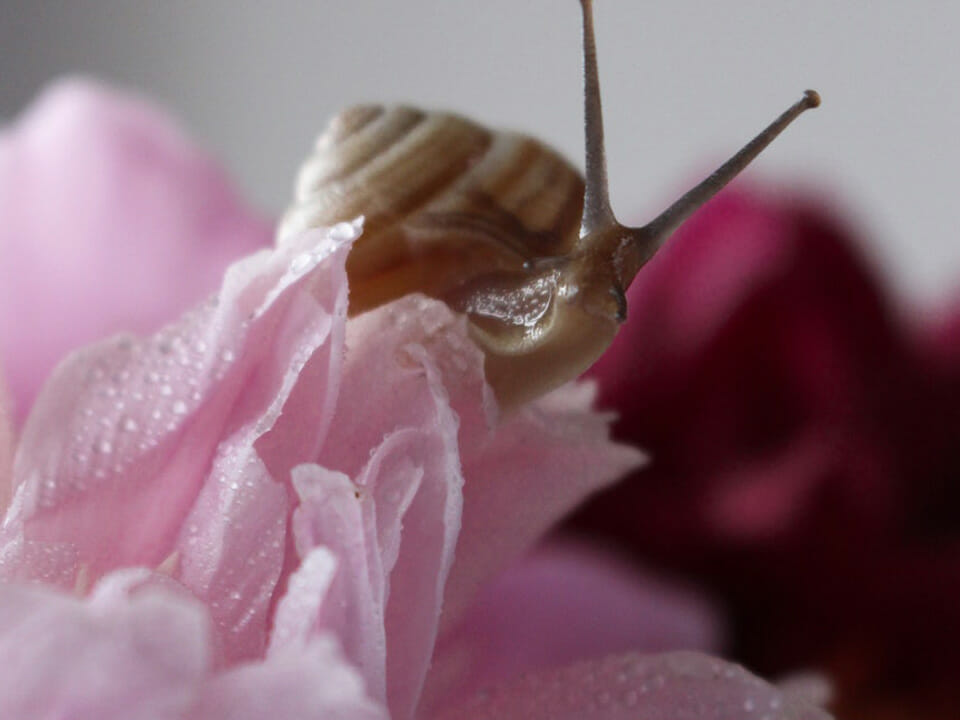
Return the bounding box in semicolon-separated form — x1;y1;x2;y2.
0;78;272;423
0;81;833;719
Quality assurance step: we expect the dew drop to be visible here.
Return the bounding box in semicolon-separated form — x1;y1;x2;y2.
290;252;313;274
330;220;359;242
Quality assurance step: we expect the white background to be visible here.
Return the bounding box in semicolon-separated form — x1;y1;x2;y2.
2;1;958;308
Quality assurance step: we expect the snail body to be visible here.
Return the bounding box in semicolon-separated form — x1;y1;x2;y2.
279;1;819;407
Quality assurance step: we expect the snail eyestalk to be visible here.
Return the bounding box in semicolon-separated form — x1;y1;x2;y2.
575;1;820;291
578;0;615;237
636;90;821;253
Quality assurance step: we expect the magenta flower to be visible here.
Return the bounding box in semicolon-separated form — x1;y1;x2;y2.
0;80;833;719
578;187;960;718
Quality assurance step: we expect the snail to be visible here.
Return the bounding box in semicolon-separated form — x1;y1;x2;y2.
278;0;819;407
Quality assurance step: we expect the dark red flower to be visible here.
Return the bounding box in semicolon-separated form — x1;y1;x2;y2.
573;185;960;719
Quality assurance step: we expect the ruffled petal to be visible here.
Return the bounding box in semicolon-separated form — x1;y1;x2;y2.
2;222;357;661
193;636;387;720
0;373;12;512
0;79;271;422
318;295;644;633
0;568;385;720
279;296;641;718
437;651;833;720
423;541;722;716
445;378;646;627
0;571;209;720
276;300;465;720
275;469;388;702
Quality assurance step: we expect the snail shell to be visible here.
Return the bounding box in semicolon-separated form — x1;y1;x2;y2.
277;2;819;408
277;105;619;407
278;105;585;312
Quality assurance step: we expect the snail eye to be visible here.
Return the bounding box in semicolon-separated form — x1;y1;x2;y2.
278;0;819;408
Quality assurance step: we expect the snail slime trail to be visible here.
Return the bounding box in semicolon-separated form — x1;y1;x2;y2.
278;0;820;408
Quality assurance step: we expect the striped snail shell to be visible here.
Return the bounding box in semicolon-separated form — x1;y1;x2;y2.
278;0;820;408
277;106;595;406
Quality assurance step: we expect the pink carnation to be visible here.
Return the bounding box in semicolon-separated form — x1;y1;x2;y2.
0;80;833;719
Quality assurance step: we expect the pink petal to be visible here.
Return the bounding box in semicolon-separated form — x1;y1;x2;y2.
776;672;834;709
318;295;644;634
269;545;342;653
0;78;271;422
278;296;641;719
423;541;722;716
0;568;386;720
0;372;12;512
278;303;465;720
444;378;646;628
0;571;210;720
2;222;356;661
277;469;388;701
437;651;833;720
193;637;387;720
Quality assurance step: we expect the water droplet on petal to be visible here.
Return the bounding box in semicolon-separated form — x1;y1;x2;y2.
290;252;313;274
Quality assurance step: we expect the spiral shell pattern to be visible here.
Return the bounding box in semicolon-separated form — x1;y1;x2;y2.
278;105;586;316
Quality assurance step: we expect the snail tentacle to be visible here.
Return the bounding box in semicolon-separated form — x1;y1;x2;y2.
578;0;615;238
574;0;820;293
636;90;821;258
279;1;821;407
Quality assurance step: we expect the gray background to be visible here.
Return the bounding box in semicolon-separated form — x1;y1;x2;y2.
3;1;958;308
